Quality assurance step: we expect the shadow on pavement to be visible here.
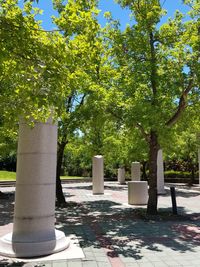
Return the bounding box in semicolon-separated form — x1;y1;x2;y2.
0;261;45;266
163;187;200;198
1;185;200;265
0;193;14;226
56;199;200;261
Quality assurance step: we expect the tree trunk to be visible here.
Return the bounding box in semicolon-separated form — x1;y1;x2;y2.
56;142;67;205
147;130;159;215
141;161;147;180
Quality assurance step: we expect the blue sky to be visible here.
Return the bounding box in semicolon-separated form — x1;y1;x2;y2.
19;0;190;30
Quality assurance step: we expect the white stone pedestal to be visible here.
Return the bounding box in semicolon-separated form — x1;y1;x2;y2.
92;155;104;194
131;162;141;181
128;181;148;205
118;168;125;184
157;149;165;194
0;120;69;258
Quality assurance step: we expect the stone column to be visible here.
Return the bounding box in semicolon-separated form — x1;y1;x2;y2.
0;120;69;258
118;167;125;184
92;155;104;194
131;162;141;181
198;149;200;185
157;149;165;194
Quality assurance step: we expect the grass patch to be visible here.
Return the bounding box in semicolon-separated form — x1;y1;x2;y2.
0;171;16;181
0;171;88;181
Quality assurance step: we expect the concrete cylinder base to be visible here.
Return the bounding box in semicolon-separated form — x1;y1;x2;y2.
128;181;148;205
118;168;125;184
0;230;70;258
131;162;141;181
92;155;104;194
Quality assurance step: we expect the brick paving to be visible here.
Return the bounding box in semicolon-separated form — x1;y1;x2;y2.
1;182;200;266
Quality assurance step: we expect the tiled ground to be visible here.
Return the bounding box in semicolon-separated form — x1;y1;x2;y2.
1;182;200;267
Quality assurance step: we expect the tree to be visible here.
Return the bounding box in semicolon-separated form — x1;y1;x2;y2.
52;0;106;204
108;0;199;214
55;94;87;205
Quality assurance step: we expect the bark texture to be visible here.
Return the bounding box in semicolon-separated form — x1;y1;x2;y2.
147;130;159;215
56;142;67;205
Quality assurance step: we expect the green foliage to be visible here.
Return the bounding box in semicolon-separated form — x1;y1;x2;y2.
109;0;199;138
116;0;165;27
62;136;92;177
0;122;17;171
0;0;70;125
0;126;17;157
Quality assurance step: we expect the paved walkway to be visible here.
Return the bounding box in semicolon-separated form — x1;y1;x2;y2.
1;182;200;267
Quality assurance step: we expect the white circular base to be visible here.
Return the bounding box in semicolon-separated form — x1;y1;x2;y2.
0;230;70;258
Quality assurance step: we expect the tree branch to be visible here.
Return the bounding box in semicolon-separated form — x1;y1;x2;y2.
166;78;193;127
149;31;157;99
135;123;150;143
79;94;86;106
106;106;123;121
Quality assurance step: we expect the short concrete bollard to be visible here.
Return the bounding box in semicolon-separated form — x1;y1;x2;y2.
128;181;148;205
170;187;178;215
118;167;125;184
92;155;104;194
